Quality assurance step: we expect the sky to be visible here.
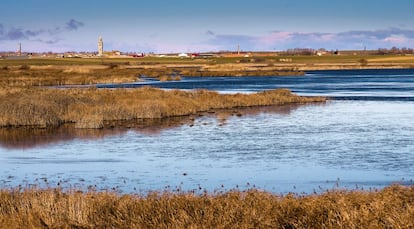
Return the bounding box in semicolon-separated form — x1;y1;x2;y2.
1;0;414;53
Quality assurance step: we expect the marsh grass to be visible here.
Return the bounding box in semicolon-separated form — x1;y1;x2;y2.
3;56;409;88
0;67;138;86
0;185;413;228
0;87;325;128
0;63;305;87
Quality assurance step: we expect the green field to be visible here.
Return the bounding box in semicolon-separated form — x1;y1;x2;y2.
1;54;414;67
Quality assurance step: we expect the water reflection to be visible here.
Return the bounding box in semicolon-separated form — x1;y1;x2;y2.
0;101;412;194
0;104;304;149
3;68;414;194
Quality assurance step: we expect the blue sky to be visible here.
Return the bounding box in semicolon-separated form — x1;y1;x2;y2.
1;0;414;53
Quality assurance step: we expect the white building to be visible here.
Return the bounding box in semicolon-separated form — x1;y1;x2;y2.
178;53;189;58
98;36;103;56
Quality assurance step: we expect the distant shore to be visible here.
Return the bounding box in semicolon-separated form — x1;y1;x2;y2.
1;54;412;128
1;54;414;86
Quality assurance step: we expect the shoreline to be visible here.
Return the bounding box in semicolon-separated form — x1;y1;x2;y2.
0;87;325;129
1;55;414;86
0;104;308;149
298;64;414;71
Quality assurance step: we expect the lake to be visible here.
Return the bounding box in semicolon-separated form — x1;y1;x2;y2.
1;69;414;194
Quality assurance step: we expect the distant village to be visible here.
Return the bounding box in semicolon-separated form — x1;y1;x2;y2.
1;36;413;60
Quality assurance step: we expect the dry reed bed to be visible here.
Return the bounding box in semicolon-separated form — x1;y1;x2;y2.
0;185;413;228
179;69;304;77
0;87;325;128
0;65;303;87
0;67;138;86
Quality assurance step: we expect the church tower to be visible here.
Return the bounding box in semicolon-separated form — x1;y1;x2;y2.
18;43;22;56
98;36;103;56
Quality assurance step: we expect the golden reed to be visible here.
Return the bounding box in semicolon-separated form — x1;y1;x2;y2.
0;185;413;228
0;87;325;128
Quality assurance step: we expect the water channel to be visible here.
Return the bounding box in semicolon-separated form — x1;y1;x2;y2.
1;69;414;194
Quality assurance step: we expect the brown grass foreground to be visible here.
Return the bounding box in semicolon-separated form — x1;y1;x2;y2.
0;87;325;128
0;185;413;228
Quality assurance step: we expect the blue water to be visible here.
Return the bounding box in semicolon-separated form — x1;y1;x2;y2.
98;68;414;100
1;69;414;194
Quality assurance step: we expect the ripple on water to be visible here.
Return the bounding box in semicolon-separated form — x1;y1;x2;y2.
0;99;414;193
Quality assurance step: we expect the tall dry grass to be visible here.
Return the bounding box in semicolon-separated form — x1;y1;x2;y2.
0;87;325;128
0;67;138;86
0;64;303;87
0;185;413;228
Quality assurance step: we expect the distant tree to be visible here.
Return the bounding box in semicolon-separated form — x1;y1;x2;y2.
401;47;414;54
377;48;388;55
284;48;315;56
390;46;399;54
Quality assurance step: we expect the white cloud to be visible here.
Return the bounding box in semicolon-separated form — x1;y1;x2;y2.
384;35;408;44
205;28;414;51
0;20;85;42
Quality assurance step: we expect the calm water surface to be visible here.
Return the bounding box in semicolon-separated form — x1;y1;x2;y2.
1;69;414;194
100;68;414;100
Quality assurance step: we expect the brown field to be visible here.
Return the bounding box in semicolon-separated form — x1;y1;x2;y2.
0;87;325;128
1;54;413;86
367;56;414;62
0;64;305;87
0;185;413;228
0;65;139;86
0;63;304;86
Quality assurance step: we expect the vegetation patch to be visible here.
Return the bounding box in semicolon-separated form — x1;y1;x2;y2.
0;67;139;86
0;185;413;228
0;87;325;129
